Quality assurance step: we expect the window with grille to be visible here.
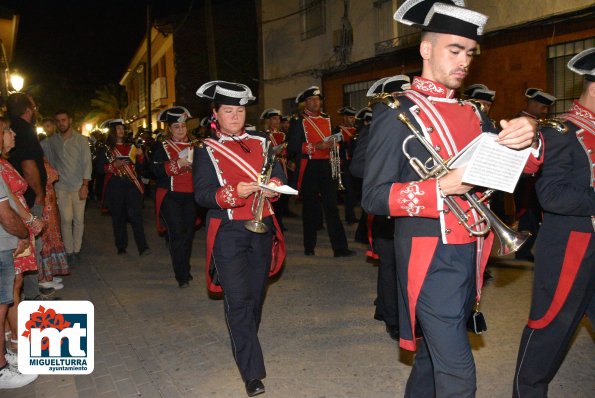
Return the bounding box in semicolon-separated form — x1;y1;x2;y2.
547;37;594;116
282;97;299;117
343;79;378;111
301;0;326;40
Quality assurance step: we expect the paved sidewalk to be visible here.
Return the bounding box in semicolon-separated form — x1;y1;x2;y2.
3;199;594;397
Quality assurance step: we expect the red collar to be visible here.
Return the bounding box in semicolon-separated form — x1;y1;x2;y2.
411;77;455;99
569;101;594;121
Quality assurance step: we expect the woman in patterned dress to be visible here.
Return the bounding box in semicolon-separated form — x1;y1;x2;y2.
0;116;44;353
39;159;69;278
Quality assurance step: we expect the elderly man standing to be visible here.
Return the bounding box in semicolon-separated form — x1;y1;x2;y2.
45;110;92;266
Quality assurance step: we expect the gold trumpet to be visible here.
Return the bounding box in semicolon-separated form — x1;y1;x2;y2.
329;135;345;191
244;142;284;233
369;93;530;256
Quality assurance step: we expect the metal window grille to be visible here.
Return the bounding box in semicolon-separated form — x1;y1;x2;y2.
301;0;326;40
547;36;594;116
343;79;378;110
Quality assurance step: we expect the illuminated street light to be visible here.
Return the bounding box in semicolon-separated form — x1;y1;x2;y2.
85;123;93;132
36;127;44;135
10;73;24;92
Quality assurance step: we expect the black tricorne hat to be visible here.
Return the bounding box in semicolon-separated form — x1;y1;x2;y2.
464;83;495;103
260;108;282;120
383;75;411;93
366;77;389;98
100;118;125;129
157;106;192;124
525;88;556;106
394;0;488;42
355;107;373;122
567;47;595;82
196;80;256;106
200;116;212;128
296;86;324;103
337;106;357;116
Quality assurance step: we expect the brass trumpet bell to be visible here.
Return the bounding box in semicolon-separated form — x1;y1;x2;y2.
244;220;268;233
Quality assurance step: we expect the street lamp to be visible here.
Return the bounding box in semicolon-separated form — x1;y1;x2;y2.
10;73;24;92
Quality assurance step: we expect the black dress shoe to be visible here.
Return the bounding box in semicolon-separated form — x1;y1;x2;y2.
334;249;356;258
304;250;315;256
386;324;399;341
245;379;265;397
188;273;194;281
117;248;126;255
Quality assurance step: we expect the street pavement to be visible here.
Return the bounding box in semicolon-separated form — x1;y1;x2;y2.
3;198;594;398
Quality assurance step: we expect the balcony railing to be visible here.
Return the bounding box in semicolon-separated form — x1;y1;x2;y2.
374;32;421;55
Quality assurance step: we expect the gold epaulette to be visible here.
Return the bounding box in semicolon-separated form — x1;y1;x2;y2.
367;92;400;109
466;99;487;113
537;118;568;134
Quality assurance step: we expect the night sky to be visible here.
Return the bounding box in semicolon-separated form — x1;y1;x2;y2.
4;0;158;119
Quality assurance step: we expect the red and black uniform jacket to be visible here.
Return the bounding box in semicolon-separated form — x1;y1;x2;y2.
527;101;595;329
193;131;287;293
287;109;332;190
362;76;544;351
267;128;287;175
150;138;194;234
94;143;144;212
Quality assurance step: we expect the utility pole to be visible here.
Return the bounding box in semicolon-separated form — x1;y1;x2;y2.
146;3;152;131
205;0;217;80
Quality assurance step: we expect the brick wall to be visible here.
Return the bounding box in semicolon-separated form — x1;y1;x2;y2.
322;16;595;126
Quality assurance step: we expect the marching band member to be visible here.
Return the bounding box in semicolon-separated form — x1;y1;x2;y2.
513;47;595;398
351;76;411;341
513;88;557;262
362;1;543;395
260;108;289;229
287;86;354;257
194;81;286;397
150;107;197;288
334;106;358;224
95;119;150;256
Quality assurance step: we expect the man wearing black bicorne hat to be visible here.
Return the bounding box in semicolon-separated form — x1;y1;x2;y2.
362;1;543;396
287;86;355;257
513;47;595;398
513;88;557;262
334;105;358;224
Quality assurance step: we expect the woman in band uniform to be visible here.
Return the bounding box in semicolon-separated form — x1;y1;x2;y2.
193;81;286;397
95;119;150;256
150;107;197;288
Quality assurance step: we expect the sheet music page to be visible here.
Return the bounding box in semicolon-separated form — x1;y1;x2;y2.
449;133;531;193
323;132;342;142
258;183;299;195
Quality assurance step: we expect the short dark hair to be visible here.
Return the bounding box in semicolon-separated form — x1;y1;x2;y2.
42;117;55;124
54;109;72;119
6;92;33;119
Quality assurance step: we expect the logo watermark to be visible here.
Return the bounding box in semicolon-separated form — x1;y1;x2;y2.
18;301;94;374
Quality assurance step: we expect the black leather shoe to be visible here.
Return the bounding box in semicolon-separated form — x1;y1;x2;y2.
304;250;315;256
188;273;194;281
386;324;399;341
334;249;356;258
245;379;265;397
117;248;126;255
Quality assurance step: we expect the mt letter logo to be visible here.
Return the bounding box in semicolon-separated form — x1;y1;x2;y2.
18;301;94;374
